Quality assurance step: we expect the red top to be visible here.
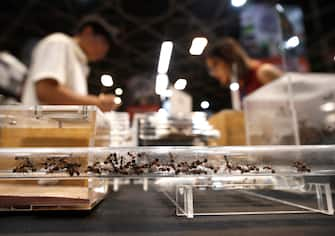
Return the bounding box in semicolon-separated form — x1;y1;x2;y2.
240;61;263;97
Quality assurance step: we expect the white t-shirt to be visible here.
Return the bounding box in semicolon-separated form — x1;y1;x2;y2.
22;33;89;105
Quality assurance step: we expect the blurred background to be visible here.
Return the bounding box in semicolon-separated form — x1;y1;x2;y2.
0;0;334;112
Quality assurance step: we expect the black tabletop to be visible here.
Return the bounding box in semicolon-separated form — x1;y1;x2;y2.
0;185;335;236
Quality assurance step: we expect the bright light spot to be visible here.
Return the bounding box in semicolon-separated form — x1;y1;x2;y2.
231;0;247;7
189;37;208;55
155;74;169;95
158;108;169;116
200;100;210;109
229;82;240;91
114;96;122;105
212;181;224;189
285;36;300;49
174;79;187;90
275;3;284;13
157;41;173;74
161;89;172;97
115;88;123;96
158;108;167;113
100;74;113;87
321;102;335;112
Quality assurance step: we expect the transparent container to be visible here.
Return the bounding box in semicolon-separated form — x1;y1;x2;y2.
0;105;109;210
0;105;103;147
0;145;334;216
244;73;335;145
103;112;133;147
94;112;111;147
134;112;219;146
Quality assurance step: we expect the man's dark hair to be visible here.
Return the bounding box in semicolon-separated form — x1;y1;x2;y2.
75;15;118;45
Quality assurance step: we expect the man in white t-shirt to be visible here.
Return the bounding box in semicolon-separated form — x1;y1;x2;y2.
22;15;119;112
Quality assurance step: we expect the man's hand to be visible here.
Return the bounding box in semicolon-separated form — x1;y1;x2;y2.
97;94;121;112
35;79;120;112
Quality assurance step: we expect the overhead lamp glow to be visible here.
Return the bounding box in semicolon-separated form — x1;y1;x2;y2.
161;89;172;97
115;88;123;96
275;3;285;13
285;36;300;49
231;0;247;8
200;100;210;109
114;96;122;105
155;74;169;95
174;79;187;90
189;37;208;55
321;102;335;112
229;82;240;91
157;41;173;74
100;74;113;87
158;108;168;114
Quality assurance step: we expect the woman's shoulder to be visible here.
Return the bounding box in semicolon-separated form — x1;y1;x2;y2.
249;59;263;70
256;62;283;84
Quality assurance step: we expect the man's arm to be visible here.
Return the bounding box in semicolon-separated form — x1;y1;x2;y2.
36;79;118;111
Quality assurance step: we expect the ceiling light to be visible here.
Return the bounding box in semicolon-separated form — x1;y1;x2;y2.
157;41;173;74
200;100;210;109
174;79;187;90
115;88;123;96
189;37;208;55
161;89;172;97
321;102;335;112
285;36;300;49
114;96;122;105
229;82;240;91
155;74;169;95
100;74;113;87
275;3;285;13
231;0;247;8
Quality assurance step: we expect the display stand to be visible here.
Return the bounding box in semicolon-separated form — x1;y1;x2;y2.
160;182;334;218
1;145;335;214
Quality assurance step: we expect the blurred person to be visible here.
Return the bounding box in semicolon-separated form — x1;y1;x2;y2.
22;15;119;112
205;38;283;97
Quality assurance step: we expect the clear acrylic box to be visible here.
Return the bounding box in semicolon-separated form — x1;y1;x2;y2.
134;112;219;146
244;73;335;145
0;105;109;210
103;112;133;147
0;145;333;216
0;105;103;147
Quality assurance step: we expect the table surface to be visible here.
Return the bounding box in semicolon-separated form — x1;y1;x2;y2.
0;185;335;236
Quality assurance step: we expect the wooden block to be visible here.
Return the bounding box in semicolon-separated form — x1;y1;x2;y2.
0;127;94;147
208;110;246;146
